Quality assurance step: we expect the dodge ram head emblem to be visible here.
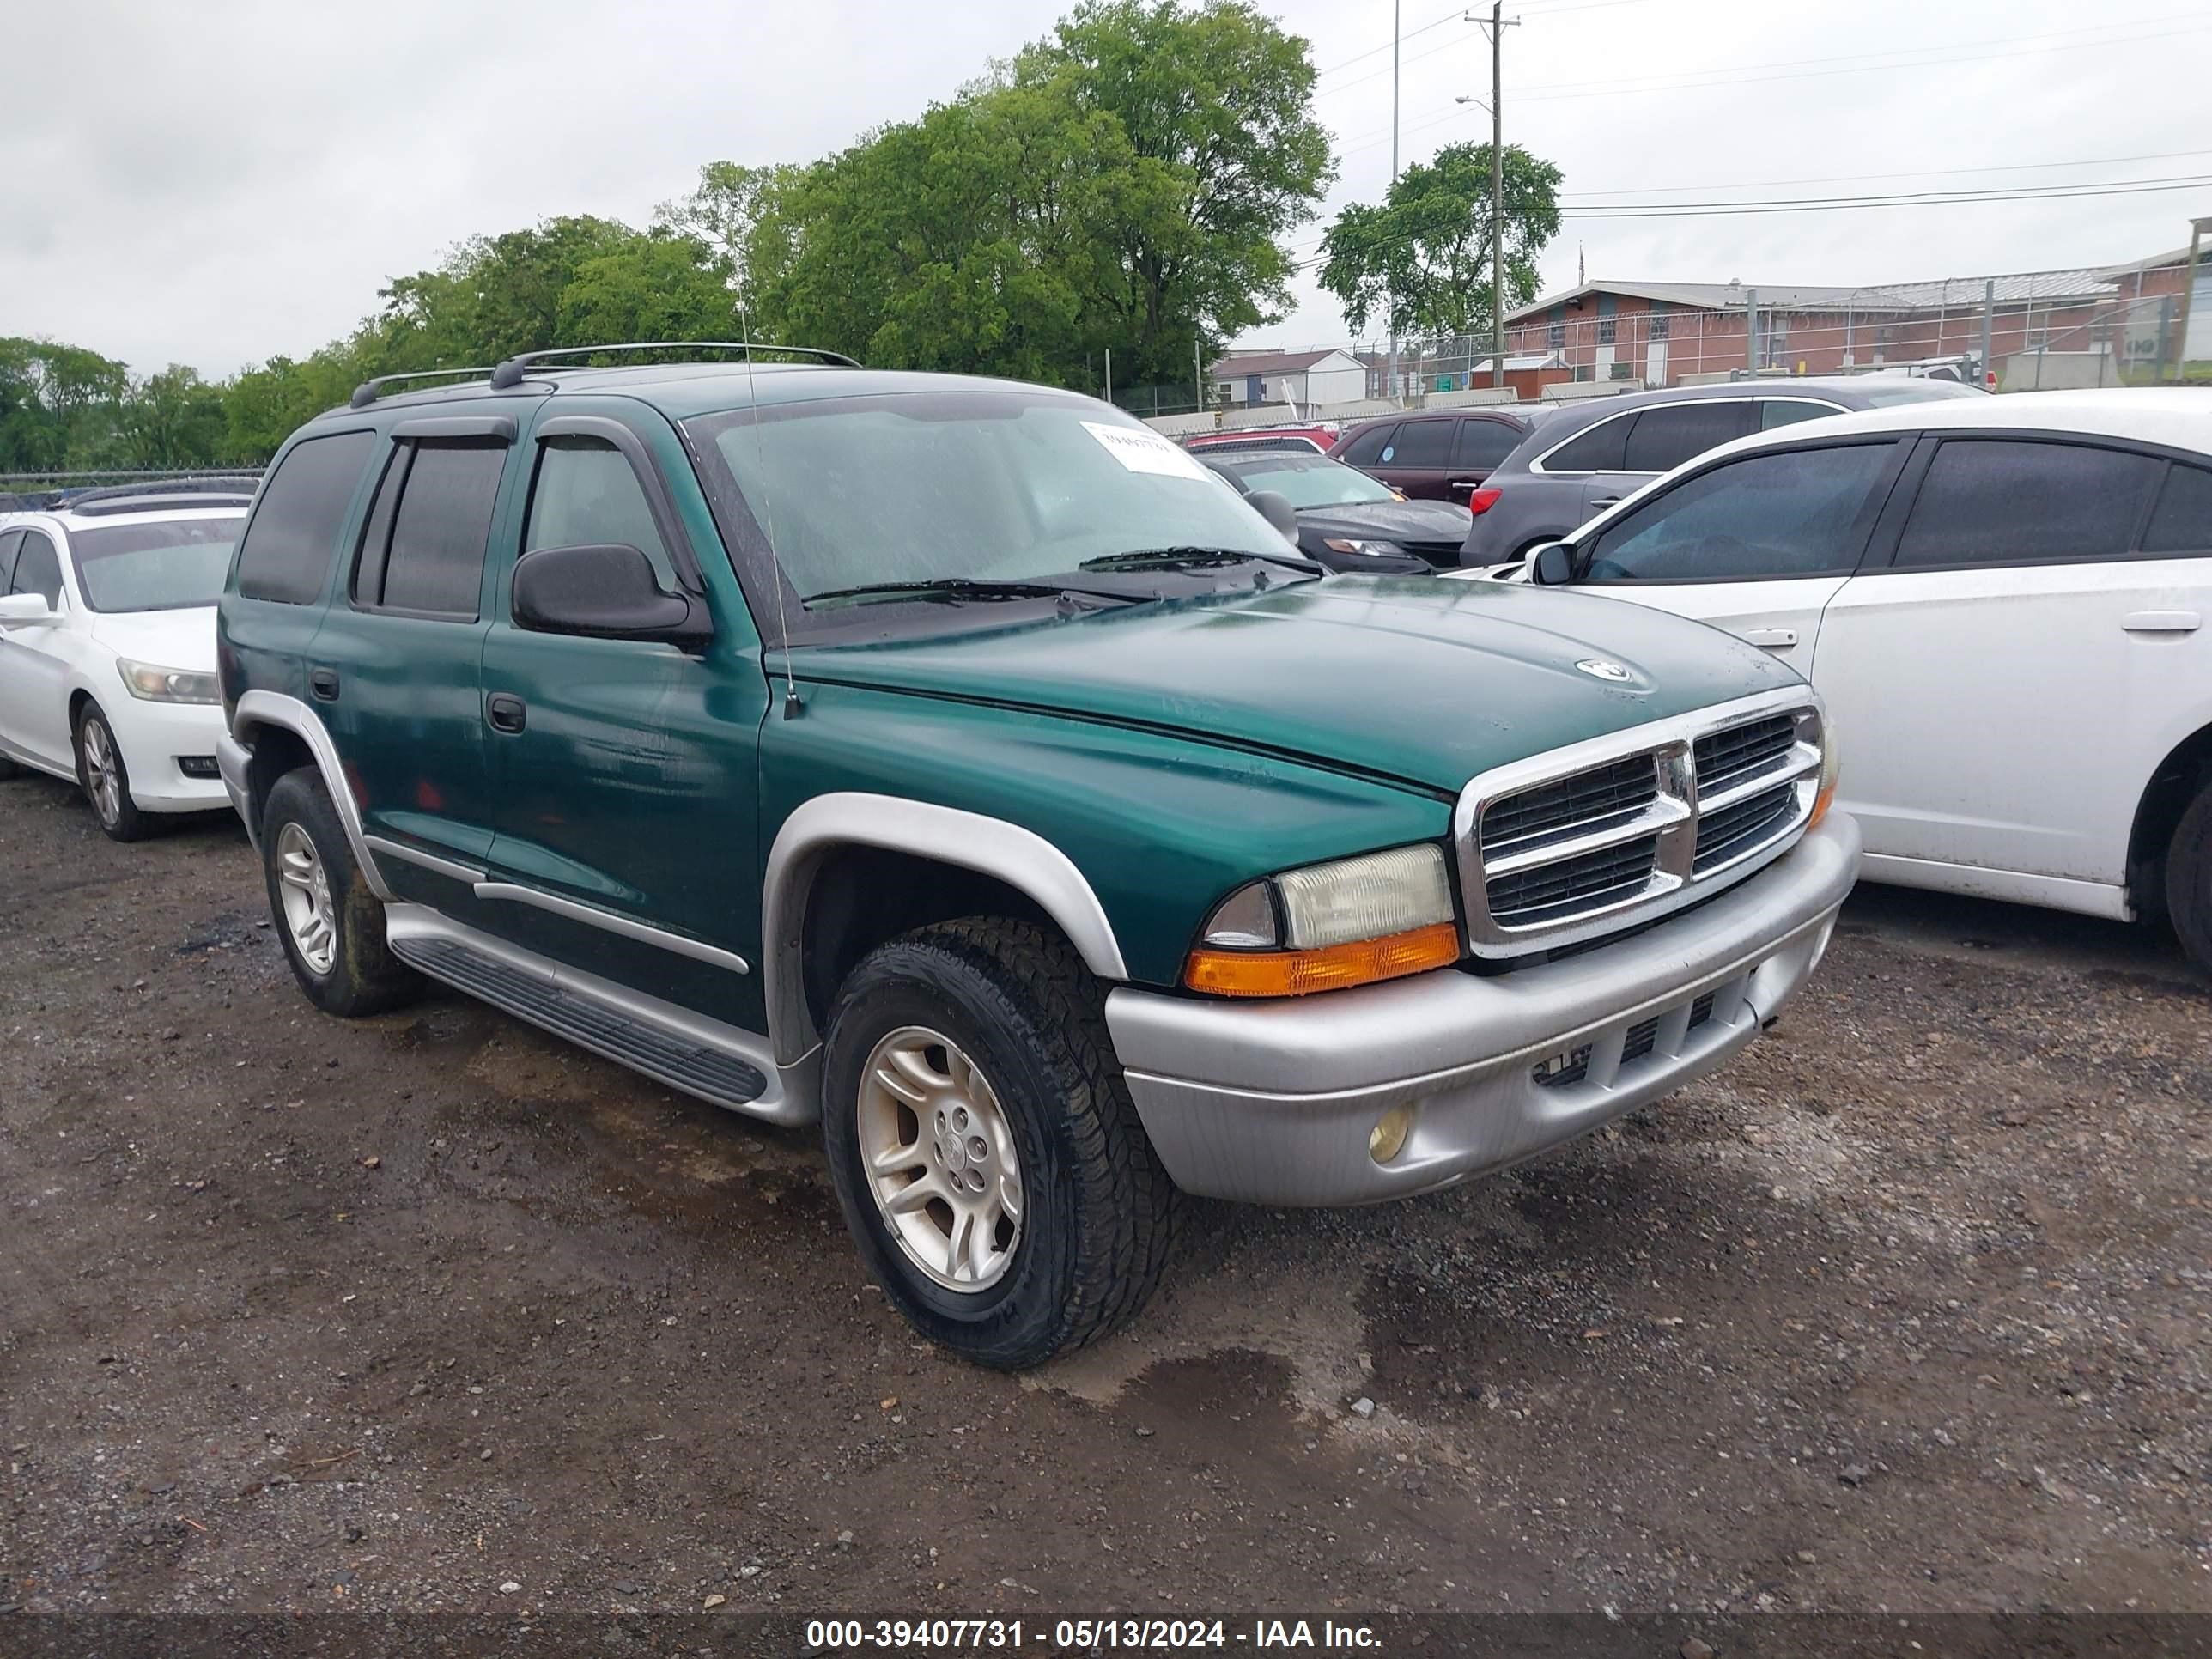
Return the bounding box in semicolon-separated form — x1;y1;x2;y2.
1575;658;1634;683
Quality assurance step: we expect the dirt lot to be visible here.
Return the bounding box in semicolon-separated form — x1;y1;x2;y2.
3;769;2209;1620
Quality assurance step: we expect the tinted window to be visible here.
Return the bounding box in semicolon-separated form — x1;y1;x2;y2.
525;438;674;585
1382;421;1452;468
1453;419;1522;469
371;442;506;617
1621;402;1753;473
1543;412;1629;472
1896;440;2163;568
0;528;21;592
1759;398;1841;430
1339;424;1395;466
235;430;375;605
12;530;63;605
2143;462;2212;554
1585;443;1896;583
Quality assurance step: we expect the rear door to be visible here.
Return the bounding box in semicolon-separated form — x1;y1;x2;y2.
1571;437;1908;664
0;528;77;768
1448;416;1523;504
1812;434;2186;891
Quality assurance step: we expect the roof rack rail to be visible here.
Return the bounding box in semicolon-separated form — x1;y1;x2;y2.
64;477;264;512
485;341;860;391
349;367;500;409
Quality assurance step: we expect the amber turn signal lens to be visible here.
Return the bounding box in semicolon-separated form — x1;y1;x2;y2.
1183;921;1461;998
1808;775;1837;830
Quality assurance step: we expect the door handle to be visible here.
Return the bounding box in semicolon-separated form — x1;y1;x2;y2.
1589;496;1622;510
1448;478;1480;491
2122;611;2201;635
1741;627;1799;649
309;667;340;701
485;693;527;734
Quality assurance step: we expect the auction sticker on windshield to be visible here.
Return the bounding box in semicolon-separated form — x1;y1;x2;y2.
1083;420;1214;482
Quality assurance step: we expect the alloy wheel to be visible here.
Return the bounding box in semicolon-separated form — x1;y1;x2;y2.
81;718;122;830
855;1024;1025;1291
275;821;339;976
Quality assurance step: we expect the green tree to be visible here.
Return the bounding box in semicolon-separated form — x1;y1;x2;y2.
113;365;230;468
654;161;803;321
1316;142;1562;342
374;215;643;368
556;234;740;347
0;338;130;471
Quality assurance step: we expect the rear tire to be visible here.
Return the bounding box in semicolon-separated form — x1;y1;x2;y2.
821;918;1180;1369
260;768;422;1017
2164;776;2212;978
75;702;154;842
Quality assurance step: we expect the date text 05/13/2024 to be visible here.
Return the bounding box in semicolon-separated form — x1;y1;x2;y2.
805;1618;1382;1650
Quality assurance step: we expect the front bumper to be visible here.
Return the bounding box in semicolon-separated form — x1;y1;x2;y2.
106;696;229;814
1105;812;1859;1206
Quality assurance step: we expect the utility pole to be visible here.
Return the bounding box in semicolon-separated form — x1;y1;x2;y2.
1387;0;1401;404
1467;8;1516;389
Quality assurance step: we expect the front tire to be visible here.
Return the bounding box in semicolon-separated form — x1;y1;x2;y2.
2164;775;2212;977
822;919;1179;1369
260;769;422;1017
75;702;152;842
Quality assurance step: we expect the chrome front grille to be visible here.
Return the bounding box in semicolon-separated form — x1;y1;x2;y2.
1456;691;1825;959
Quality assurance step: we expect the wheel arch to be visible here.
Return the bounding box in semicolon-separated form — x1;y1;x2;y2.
229;690;392;901
763;793;1129;1067
2127;719;2212;927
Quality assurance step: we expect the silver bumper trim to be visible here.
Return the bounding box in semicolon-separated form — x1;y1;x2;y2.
1105;812;1858;1206
216;731;254;844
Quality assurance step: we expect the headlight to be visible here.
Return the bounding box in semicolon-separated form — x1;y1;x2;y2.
1186;844;1461;997
117;659;221;704
1321;538;1407;558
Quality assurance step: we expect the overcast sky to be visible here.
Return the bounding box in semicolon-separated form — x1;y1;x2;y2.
4;0;2207;377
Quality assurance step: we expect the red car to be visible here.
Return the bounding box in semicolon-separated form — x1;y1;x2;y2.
1182;425;1337;456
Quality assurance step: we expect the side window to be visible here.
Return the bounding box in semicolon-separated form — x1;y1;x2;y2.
356;441;507;619
0;528;21;593
1895;440;2163;569
523;438;677;586
235;430;376;605
1584;443;1897;584
1620;402;1753;473
1384;420;1453;468
12;530;64;607
1452;419;1521;470
1541;413;1630;473
1759;398;1842;430
2142;461;2212;555
1339;424;1395;466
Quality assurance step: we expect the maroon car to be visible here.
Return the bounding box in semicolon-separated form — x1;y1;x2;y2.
1329;410;1530;504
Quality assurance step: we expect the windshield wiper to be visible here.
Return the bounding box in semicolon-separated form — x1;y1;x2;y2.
1079;545;1323;576
804;577;1130;608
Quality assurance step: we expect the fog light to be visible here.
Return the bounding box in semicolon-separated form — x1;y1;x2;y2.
1368;1103;1414;1164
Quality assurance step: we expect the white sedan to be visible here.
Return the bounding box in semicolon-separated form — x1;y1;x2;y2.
0;484;252;840
1456;388;2212;972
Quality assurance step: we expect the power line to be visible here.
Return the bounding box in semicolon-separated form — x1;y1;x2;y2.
1312;3;1464;79
1316;23;1477;100
1556;147;2212;199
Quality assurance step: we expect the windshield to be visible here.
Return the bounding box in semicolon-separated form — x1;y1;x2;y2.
690;390;1287;606
70;516;244;612
1212;454;1396;510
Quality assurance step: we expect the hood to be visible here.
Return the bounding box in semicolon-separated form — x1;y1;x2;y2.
1296;499;1473;544
795;576;1804;795
89;606;217;672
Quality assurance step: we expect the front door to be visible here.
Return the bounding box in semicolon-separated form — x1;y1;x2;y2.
1571;436;1909;668
1813;434;2185;889
0;529;77;770
1372;416;1457;499
476;402;773;1032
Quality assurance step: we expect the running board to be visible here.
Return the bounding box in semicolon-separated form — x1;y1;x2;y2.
382;906;811;1125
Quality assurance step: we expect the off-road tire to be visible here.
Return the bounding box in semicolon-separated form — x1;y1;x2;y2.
822;918;1181;1369
75;701;154;842
260;768;422;1017
2164;775;2212;979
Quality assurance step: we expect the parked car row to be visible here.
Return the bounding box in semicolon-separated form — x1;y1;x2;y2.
7;345;1863;1370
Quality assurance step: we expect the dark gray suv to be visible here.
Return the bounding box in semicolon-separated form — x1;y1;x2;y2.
1460;377;1982;568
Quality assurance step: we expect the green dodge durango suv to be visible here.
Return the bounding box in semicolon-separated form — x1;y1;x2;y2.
216;345;1857;1367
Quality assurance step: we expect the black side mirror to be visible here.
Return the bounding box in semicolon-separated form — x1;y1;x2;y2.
512;544;711;647
1529;542;1576;586
1246;489;1301;544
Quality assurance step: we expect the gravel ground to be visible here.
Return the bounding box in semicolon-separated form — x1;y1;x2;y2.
3;769;2208;1620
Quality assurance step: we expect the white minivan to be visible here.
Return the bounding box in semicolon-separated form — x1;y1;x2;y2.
1482;389;2212;971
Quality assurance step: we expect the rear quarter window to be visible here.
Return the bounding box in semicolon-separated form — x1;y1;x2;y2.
235;430;376;605
1541;412;1630;473
2142;461;2212;554
1895;440;2163;568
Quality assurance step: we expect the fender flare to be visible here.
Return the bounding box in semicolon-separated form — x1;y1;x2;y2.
761;793;1129;1066
228;690;394;902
